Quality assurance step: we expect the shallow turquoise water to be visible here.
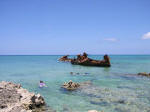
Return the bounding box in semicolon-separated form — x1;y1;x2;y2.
0;55;150;112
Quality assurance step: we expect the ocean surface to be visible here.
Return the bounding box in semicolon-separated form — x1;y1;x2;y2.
0;55;150;112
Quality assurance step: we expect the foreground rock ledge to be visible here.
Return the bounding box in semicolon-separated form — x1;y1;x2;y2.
0;81;49;112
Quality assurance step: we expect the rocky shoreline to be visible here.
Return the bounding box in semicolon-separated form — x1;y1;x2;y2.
0;81;101;112
0;81;54;112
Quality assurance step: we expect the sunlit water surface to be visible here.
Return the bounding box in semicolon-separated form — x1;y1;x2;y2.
0;55;150;112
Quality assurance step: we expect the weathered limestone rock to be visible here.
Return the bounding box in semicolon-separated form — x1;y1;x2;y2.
0;81;51;112
88;110;98;112
61;80;93;91
62;80;80;91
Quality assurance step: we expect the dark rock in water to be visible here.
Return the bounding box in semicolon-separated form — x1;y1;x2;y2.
70;72;90;76
0;81;54;112
59;52;111;67
90;100;109;106
119;75;136;80
62;80;80;91
85;72;90;75
117;100;126;104
137;72;150;77
70;72;73;75
61;80;93;92
59;55;72;62
117;86;132;89
71;53;111;67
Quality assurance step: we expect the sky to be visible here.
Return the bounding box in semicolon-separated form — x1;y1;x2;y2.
0;0;150;55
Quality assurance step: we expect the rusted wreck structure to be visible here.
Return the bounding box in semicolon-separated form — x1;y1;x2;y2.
59;52;111;67
59;55;72;62
71;52;111;67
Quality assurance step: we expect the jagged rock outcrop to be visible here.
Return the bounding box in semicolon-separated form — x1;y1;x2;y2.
0;81;53;112
59;53;111;67
71;54;111;67
58;55;72;62
61;80;92;91
88;110;98;112
62;80;80;91
137;72;150;77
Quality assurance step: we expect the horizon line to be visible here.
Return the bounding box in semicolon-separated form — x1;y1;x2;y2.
0;54;150;56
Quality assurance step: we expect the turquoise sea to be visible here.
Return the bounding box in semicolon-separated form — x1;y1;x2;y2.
0;55;150;112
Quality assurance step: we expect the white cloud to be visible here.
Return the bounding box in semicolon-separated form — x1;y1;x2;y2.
142;32;150;40
104;38;118;42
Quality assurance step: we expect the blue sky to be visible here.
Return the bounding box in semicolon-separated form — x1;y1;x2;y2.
0;0;150;55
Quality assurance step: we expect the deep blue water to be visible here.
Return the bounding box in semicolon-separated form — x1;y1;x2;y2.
0;55;150;112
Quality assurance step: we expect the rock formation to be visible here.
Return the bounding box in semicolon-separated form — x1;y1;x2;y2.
137;72;150;77
59;52;111;67
0;81;53;112
71;54;111;67
58;55;72;62
88;110;98;112
61;80;80;91
61;80;93;91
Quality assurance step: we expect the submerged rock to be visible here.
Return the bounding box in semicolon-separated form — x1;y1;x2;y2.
0;81;53;112
61;80;150;112
70;72;90;76
62;105;72;112
77;81;150;112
